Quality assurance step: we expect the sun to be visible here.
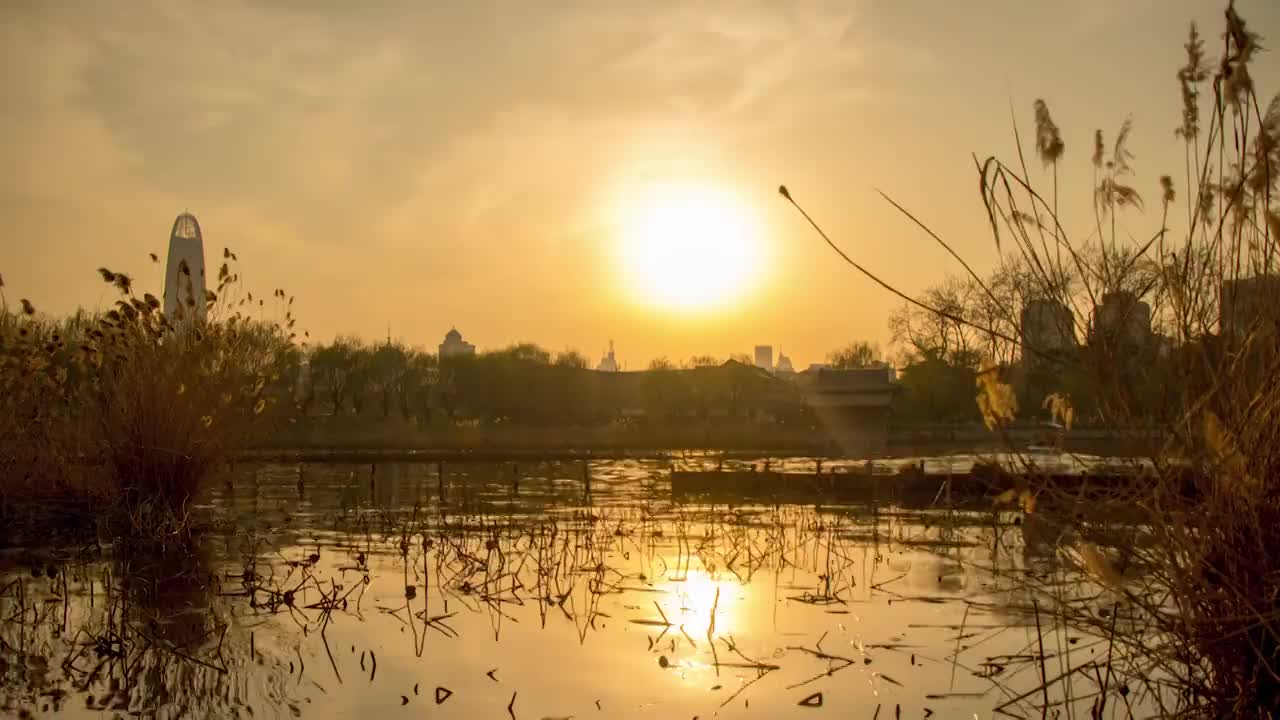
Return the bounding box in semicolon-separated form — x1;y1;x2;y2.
616;181;764;311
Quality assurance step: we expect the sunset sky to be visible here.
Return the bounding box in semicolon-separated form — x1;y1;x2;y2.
2;0;1277;368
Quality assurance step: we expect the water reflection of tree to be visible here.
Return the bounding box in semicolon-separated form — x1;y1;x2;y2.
0;540;296;718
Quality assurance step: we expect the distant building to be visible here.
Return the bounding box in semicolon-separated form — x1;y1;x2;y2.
754;345;773;371
597;340;619;372
1221;275;1280;338
796;366;898;455
438;327;476;358
1091;291;1152;348
1021;298;1076;357
163;212;207;321
775;351;794;374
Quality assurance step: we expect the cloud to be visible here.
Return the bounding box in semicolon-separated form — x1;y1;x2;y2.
608;0;867;117
2;0;880;241
0;0;910;348
0;18;144;207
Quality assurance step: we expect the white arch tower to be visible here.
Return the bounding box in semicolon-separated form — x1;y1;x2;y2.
163;212;207;320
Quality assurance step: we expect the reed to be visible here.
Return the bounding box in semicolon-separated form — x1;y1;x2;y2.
0;251;298;539
784;2;1280;714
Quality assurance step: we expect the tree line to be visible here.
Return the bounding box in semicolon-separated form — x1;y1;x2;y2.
298;339;820;427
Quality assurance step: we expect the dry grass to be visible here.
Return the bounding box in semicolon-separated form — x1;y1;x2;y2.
784;3;1280;715
0;252;297;540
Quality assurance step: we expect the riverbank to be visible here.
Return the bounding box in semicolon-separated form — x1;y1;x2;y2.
247;416;1161;460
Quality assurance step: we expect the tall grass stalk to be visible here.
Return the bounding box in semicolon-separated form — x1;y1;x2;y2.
0;252;298;540
785;3;1280;715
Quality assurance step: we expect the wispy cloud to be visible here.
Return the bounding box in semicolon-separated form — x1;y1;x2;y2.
12;0;1221;361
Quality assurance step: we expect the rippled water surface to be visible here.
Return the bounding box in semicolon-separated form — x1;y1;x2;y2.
1;457;1123;718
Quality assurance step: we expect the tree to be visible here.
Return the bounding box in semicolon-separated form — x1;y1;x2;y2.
687;355;719;368
648;356;674;371
402;350;438;423
554;349;588;369
883;254;1074;369
976;258;1049;366
310;337;361;415
495;342;550;364
889;277;983;365
347;347;372;415
276;343;309;414
892;352;983;423
641;365;691;419
827;341;882;369
368;342;409;418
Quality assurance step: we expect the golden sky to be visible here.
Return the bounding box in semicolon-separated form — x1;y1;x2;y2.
2;0;1276;368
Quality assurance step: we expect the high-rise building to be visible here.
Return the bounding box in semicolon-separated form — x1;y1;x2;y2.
1221;275;1280;338
775;351;794;374
754;345;773;371
439;327;476;358
163;212;207;320
1021;298;1076;359
1091;291;1152;348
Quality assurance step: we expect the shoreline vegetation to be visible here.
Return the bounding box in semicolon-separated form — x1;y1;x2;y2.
0;252;297;540
778;2;1280;715
247;416;1158;458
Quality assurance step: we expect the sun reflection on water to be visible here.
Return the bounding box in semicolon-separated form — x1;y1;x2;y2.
660;569;737;638
0;460;1152;718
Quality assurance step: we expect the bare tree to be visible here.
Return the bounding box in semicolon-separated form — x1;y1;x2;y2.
827;341;882;369
553;349;588;369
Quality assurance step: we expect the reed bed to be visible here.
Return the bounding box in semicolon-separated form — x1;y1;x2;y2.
0;251;298;541
783;2;1280;715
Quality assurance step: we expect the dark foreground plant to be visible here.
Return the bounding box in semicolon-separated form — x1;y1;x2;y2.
0;251;299;540
784;2;1280;715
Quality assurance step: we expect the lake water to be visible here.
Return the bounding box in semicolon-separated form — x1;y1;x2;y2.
1;457;1128;718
